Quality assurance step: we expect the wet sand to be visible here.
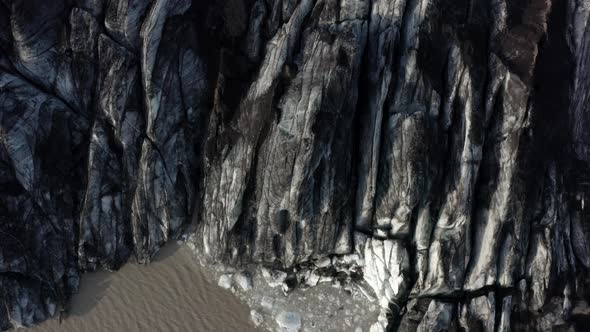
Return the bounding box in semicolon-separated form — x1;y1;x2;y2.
15;244;256;332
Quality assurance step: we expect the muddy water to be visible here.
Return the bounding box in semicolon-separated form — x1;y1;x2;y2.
15;244;256;332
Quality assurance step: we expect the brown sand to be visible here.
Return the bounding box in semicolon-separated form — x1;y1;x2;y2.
14;244;256;332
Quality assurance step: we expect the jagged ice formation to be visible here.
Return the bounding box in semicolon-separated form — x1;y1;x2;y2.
1;0;590;330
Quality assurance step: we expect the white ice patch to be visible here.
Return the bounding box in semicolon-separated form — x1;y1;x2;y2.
262;268;287;288
233;272;252;291
364;239;408;306
275;311;301;332
250;310;263;327
217;274;232;290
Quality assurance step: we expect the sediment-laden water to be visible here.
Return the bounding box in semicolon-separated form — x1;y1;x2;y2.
13;244;256;332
